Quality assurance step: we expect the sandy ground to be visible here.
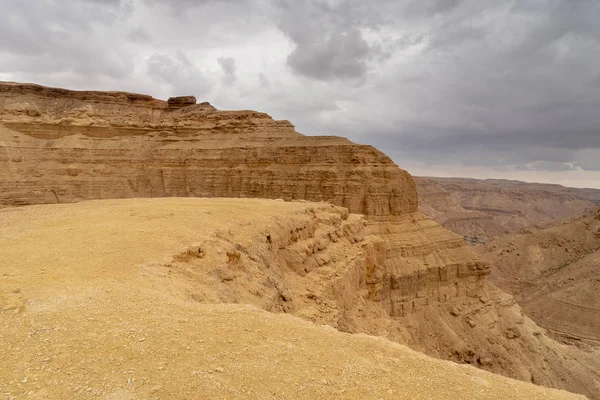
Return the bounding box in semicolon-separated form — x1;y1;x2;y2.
0;198;586;399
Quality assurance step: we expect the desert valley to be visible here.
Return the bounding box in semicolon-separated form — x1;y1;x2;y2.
1;82;599;399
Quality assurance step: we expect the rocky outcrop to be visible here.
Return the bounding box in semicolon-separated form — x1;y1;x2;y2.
1;82;599;398
415;177;507;244
0;82;415;216
167;95;197;108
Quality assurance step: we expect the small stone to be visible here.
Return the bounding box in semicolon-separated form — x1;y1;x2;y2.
280;291;292;302
149;385;163;392
506;328;521;339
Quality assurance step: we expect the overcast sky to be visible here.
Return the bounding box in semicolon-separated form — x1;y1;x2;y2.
1;0;599;188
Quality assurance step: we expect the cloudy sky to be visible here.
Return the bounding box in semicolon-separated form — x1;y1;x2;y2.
1;0;599;188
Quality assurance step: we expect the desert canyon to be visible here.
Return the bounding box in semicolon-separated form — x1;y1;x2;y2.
1;82;599;399
416;177;600;244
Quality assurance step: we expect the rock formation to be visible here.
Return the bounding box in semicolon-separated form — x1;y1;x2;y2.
1;81;599;397
416;176;600;244
0;81;415;215
167;95;197;108
415;177;507;244
0;199;585;400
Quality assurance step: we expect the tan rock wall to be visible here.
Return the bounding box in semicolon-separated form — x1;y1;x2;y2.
0;83;416;216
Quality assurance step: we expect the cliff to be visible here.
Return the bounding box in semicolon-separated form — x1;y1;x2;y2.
0;82;416;215
1;82;598;397
0;198;587;400
0;81;482;320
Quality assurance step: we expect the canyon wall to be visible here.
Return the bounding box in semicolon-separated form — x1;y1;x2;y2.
416;176;600;244
0;82;415;216
1;82;598;397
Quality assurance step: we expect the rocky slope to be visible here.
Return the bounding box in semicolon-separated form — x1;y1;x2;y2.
0;198;587;400
416;176;600;244
1;82;599;397
478;207;600;345
415;177;507;244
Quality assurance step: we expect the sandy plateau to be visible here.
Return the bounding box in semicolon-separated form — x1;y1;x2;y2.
0;198;586;399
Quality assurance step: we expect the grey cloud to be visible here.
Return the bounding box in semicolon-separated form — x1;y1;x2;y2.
572;149;600;171
401;0;465;17
513;164;532;171
143;0;243;17
511;162;582;173
1;0;600;186
258;73;270;88
217;57;237;86
273;0;468;78
287;28;371;80
0;0;134;81
127;28;152;43
515;162;580;172
146;52;212;96
346;0;600;174
275;1;383;81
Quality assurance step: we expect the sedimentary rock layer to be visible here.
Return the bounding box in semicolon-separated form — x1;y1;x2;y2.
0;82;416;216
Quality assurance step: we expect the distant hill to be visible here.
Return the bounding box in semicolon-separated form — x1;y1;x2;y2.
477;206;600;344
415;176;600;244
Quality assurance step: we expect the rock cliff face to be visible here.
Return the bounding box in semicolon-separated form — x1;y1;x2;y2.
0;82;415;216
1;82;598;398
